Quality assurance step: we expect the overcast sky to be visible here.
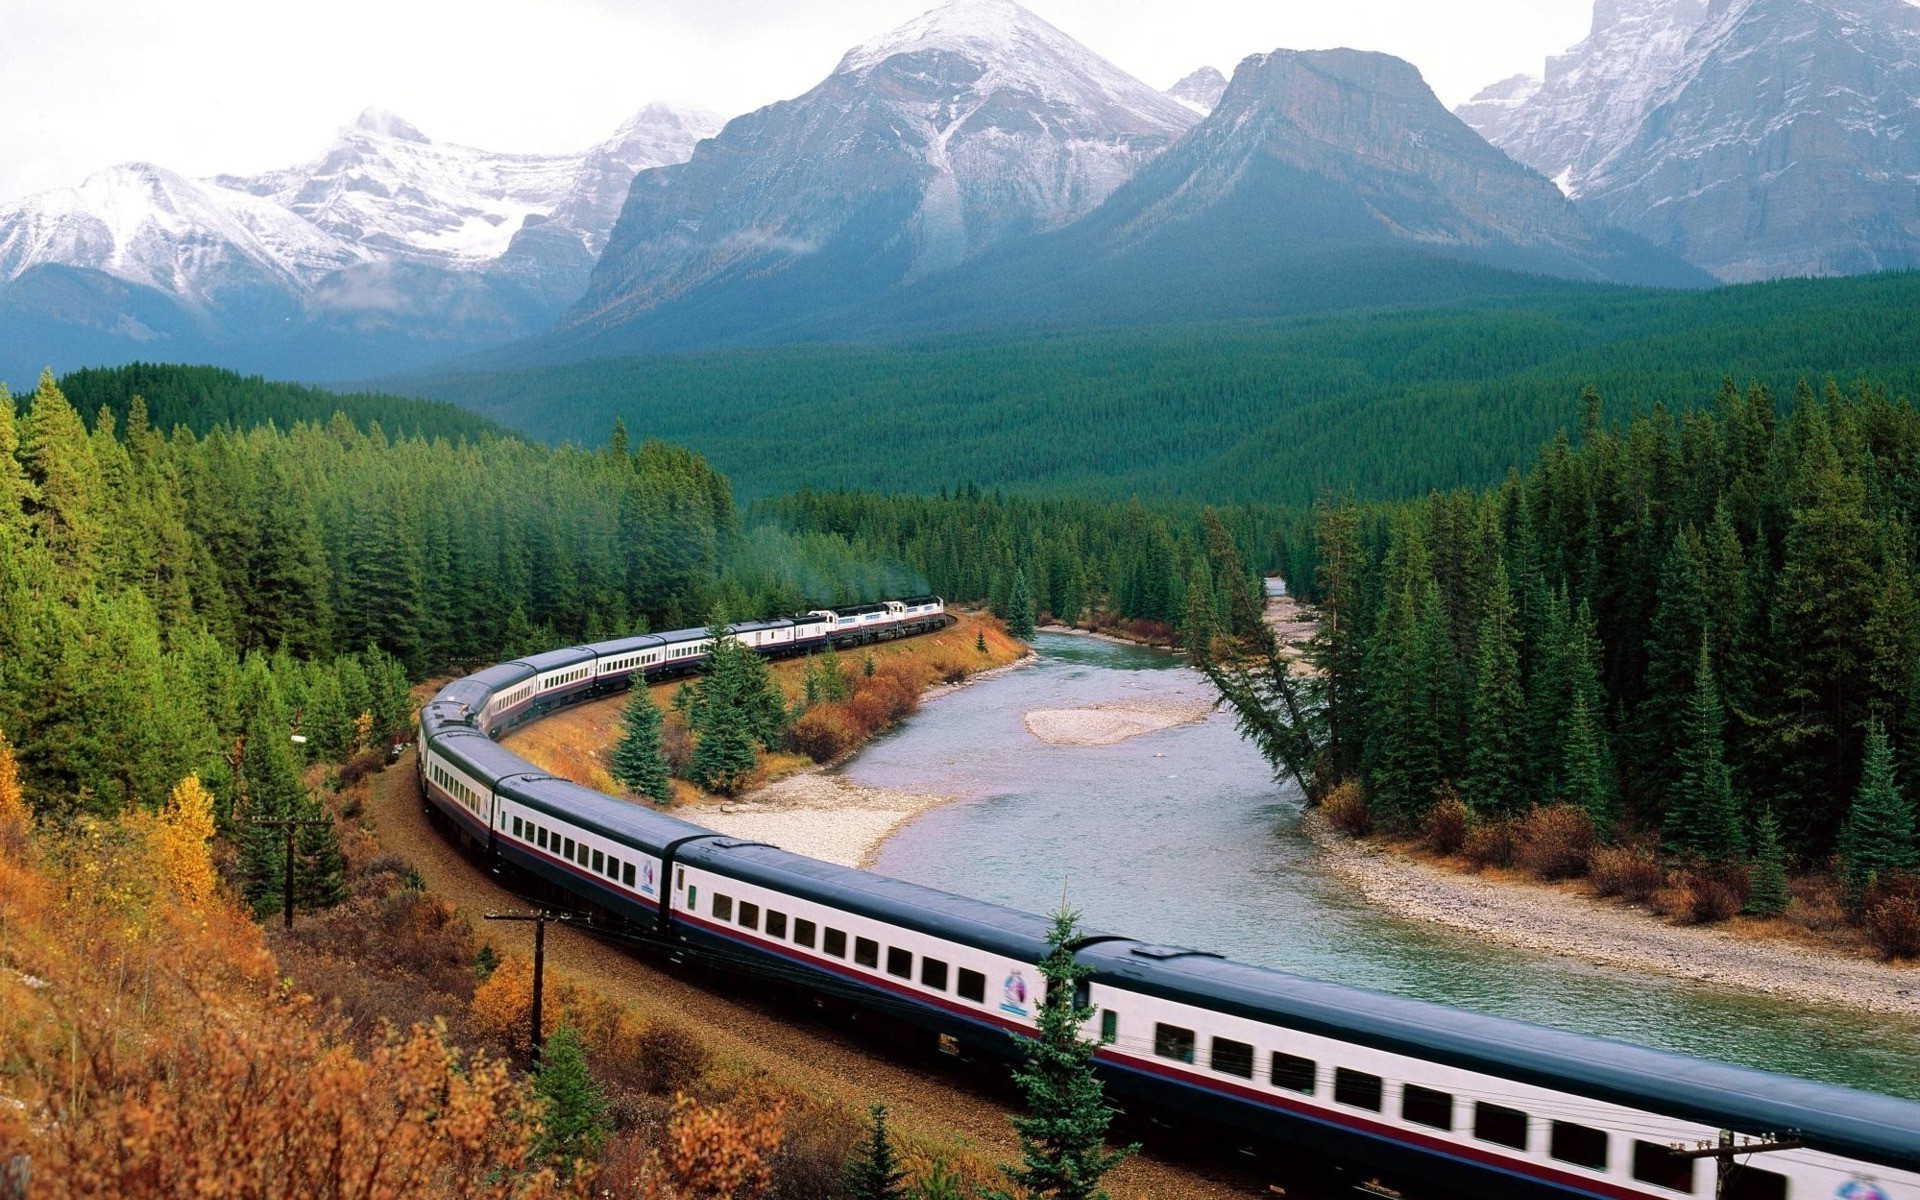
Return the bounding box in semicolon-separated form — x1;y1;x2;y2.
0;0;1596;204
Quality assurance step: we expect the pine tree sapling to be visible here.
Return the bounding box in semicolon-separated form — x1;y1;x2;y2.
611;684;673;804
532;1024;610;1177
989;905;1137;1200
1746;806;1792;918
1840;721;1919;912
1006;569;1037;640
1662;640;1746;864
844;1104;908;1200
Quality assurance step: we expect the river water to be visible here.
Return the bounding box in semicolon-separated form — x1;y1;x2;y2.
857;632;1920;1099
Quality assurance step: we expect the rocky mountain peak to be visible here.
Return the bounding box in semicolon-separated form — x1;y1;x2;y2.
349;108;430;143
1166;66;1228;114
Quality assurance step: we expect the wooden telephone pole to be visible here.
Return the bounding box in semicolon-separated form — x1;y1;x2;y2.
1669;1130;1805;1198
251;816;333;931
483;910;575;1065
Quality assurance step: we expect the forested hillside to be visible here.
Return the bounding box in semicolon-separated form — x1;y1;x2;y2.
406;271;1920;504
55;362;508;441
0;369;736;824
1313;379;1920;892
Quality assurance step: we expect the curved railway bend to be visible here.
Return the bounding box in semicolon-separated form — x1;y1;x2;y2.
367;752;1274;1200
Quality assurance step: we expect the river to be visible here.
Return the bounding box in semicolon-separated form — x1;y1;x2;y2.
856;631;1920;1099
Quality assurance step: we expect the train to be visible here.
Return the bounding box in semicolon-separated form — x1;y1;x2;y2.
416;598;1920;1200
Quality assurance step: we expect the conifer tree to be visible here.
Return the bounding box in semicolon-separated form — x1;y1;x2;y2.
688;624;769;796
1562;601;1617;832
1746;806;1792;918
1183;559;1218;667
1640;526;1710;795
1663;640;1746;863
531;1025;610;1178
611;684;672;804
1839;721;1918;912
912;1161;968;1200
1462;559;1524;815
987;906;1136;1200
1006;568;1037;639
18;370;100;578
0;383;35;546
843;1105;908;1200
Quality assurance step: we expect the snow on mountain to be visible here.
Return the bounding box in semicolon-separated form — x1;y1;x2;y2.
1456;0;1711;198
0;162;366;305
1166;66;1229;114
567;0;1198;343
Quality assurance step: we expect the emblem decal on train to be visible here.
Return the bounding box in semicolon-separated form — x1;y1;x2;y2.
1837;1182;1891;1200
642;861;657;896
1001;971;1030;1017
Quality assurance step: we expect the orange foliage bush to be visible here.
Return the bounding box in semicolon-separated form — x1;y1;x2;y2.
1865;875;1920;959
1421;793;1470;855
635;1095;786;1200
1588;844;1664;902
1514;805;1595;881
1320;780;1371;837
1462;820;1516;870
790;704;864;764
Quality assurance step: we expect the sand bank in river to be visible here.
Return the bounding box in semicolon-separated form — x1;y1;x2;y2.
695;773;957;870
1022;700;1215;746
1305;812;1920;1017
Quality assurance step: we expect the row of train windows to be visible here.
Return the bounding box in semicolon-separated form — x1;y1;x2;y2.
668;644;707;659
492;686;531;713
708;893;989;1003
513;816;638;889
548;668;590;688
1145;1024;1787;1198
430;764;481;814
605;655;652;672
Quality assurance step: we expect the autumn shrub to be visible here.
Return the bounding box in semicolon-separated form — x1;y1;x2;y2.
276;887;482;1045
1865;875;1920;959
662;722;694;776
1588;844;1663;902
633;1094;786;1200
337;748;388;790
1421;793;1469;855
790;704;863;764
631;1021;713;1097
1653;867;1748;924
1462;819;1516;870
1320;780;1371;837
1514;805;1596;881
764;1095;861;1200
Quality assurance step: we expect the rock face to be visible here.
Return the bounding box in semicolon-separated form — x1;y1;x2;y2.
1460;0;1920;281
1166;66;1229;114
0;104;717;380
563;0;1198;346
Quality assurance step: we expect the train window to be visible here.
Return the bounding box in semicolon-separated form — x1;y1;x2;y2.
1153;1024;1196;1065
1550;1122;1609;1171
921;958;948;990
563;837;575;860
794;919;817;948
1333;1069;1383;1112
765;911;787;939
1271;1053;1315;1094
593;850;605;874
606;856;619;879
957;969;986;1003
676;868;684;890
855;938;880;969
1402;1085;1453;1130
887;947;913;979
738;902;759;931
622;862;635;887
1632;1140;1695;1192
513;816;523;837
687;886;697;910
1720;1166;1787;1200
713;895;733;922
1210;1038;1255;1079
537;827;549;850
1473;1102;1528;1150
1099;1010;1117;1044
824;929;847;959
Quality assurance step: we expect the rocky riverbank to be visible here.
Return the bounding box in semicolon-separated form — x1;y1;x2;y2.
1304;812;1920;1017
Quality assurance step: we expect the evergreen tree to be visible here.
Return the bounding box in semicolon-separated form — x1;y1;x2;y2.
1640;526;1710;798
1747;806;1792;918
0;383;35;546
1562;602;1617;832
911;1161;968;1200
18;370;100;579
688;625;769;796
1006;568;1037;639
1182;559;1218;667
843;1105;908;1200
1663;640;1746;864
531;1025;610;1178
976;629;989;655
1462;559;1524;815
611;685;672;804
1839;721;1918;912
987;905;1136;1200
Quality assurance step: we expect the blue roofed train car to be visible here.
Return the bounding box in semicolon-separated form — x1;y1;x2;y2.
461;662;539;735
512;646;601;713
494;774;716;923
668;840;1060;1057
420;728;542;846
655;626;713;671
587;634;666;686
1073;941;1920;1200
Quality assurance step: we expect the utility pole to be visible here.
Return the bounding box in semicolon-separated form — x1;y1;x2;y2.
1668;1129;1805;1198
251;816;333;931
483;910;574;1065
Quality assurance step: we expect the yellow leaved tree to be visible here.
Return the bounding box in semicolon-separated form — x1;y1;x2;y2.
152;773;218;905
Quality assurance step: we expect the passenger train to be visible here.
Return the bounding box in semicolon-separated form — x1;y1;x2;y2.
417;599;1920;1200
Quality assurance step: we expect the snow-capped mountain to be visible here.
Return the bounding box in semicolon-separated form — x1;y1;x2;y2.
0;103;717;381
1456;0;1711;195
1166;67;1229;115
562;0;1198;348
1460;0;1920;281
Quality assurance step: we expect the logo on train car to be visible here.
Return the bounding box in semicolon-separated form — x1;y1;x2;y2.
1837;1183;1891;1200
1000;971;1030;1017
641;861;657;896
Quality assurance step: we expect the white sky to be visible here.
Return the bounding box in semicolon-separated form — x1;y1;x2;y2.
0;0;1596;204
